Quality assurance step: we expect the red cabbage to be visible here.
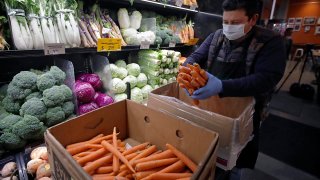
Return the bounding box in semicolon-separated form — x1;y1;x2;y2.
94;92;114;107
74;81;95;103
76;73;90;81
79;102;99;115
85;74;103;91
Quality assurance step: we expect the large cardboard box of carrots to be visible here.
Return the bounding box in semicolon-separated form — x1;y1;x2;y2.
148;82;255;170
44;100;219;180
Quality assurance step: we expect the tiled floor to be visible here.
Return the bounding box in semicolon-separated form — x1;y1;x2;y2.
253;60;320;180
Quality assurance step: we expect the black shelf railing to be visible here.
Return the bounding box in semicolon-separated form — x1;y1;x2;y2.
0;44;192;59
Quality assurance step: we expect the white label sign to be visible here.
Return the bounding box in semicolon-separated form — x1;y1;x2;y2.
175;0;183;7
44;43;65;55
169;42;176;47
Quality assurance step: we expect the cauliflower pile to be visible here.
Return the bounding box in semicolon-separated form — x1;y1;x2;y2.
0;66;75;151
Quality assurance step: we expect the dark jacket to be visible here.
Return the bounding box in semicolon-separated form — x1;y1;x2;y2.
185;26;286;98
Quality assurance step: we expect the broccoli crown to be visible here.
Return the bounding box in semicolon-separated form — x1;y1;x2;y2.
172;35;181;43
0;114;22;130
0;84;8;101
12;115;44;140
25;91;42;101
42;86;65;107
20;98;47;121
37;73;56;91
62;101;74;117
59;85;73;101
11;71;37;90
7;83;33;100
0;105;10;120
155;36;163;45
49;66;66;85
163;36;173;45
67;114;77;120
28;125;47;140
2;96;21;114
156;30;168;39
0;132;27;150
45;106;65;127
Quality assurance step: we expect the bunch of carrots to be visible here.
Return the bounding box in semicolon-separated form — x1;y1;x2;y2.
66;127;197;180
178;20;194;44
177;63;208;106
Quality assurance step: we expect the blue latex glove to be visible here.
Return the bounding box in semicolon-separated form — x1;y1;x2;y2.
191;72;223;100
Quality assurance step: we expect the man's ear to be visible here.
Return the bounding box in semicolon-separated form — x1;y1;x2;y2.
250;14;259;25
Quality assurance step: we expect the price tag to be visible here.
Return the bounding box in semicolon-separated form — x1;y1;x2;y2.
190;3;198;10
140;40;150;49
44;43;65;55
187;38;199;45
97;38;121;52
169;42;176;47
175;0;183;7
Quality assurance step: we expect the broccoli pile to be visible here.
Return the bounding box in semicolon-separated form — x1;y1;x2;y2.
0;66;76;151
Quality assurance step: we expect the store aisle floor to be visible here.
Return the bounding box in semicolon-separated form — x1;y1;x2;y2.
254;60;320;180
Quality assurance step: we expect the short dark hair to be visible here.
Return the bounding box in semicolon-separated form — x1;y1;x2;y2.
222;0;260;19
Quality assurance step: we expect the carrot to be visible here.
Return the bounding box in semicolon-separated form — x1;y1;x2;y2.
179;73;192;82
133;171;157;180
67;134;104;149
200;69;208;81
118;140;125;147
159;160;186;173
87;144;103;149
190;79;200;89
67;135;113;155
166;144;197;172
96;166;113;174
177;178;191;180
133;150;175;165
187;64;200;73
179;84;186;89
92;175;129;180
125;152;139;161
83;154;113;174
77;148;107;166
113;127;120;174
135;158;179;172
122;142;150;156
73;151;92;158
126;174;133;179
101;140;136;173
148;173;192;180
117;170;129;177
190;71;206;86
179;66;191;74
129;145;157;163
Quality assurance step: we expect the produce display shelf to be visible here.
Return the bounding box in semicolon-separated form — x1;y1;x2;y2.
0;44;189;59
101;0;199;14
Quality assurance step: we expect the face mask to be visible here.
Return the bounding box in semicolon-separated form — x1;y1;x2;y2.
223;24;246;40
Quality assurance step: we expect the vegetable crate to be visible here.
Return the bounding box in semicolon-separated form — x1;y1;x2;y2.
44;100;219;180
148;82;255;170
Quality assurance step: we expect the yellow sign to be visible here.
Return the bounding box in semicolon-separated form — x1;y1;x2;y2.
187;38;199;45
97;38;121;52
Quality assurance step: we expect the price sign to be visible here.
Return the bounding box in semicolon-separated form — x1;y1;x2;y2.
187;38;199;45
97;38;121;52
140;40;150;49
44;43;65;55
169;42;176;48
175;0;183;7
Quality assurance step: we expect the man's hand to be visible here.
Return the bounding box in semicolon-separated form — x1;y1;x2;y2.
191;72;222;100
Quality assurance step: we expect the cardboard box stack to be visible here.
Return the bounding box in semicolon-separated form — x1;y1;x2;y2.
148;82;255;170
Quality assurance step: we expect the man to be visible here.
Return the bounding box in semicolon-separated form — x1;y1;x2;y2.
184;0;286;173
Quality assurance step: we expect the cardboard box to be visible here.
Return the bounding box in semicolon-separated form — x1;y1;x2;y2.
148;83;255;170
45;100;219;180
